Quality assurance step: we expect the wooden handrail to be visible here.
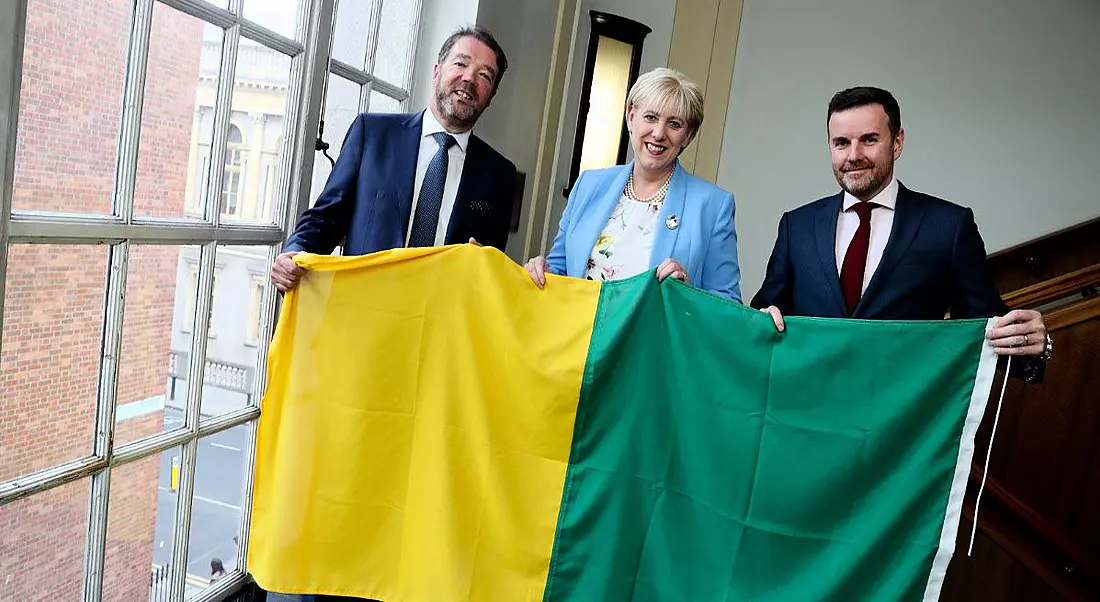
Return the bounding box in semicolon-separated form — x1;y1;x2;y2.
1002;263;1100;309
969;465;1100;580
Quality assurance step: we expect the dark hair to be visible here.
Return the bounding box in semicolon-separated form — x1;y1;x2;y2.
827;86;902;139
210;558;225;573
437;26;509;93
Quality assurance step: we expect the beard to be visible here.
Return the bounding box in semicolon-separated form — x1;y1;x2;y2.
835;159;892;200
434;82;485;130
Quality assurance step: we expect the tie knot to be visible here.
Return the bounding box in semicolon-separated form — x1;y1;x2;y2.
850;201;877;221
434;132;457;150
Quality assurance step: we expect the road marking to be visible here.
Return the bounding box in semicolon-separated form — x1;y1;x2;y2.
158;487;242;511
195;495;241;511
210;442;241;452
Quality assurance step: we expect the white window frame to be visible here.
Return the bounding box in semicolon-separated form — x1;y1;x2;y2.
302;0;423;215
0;0;431;600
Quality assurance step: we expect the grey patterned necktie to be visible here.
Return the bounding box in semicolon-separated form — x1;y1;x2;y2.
408;132;457;247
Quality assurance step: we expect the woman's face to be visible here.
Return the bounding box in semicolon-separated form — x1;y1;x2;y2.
626;103;692;175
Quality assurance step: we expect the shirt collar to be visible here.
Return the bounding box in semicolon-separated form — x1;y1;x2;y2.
422;109;471;153
842;177;898;211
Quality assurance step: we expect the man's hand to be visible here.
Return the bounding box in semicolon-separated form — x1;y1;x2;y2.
270;251;305;292
987;309;1047;356
761;305;786;333
524;256;549;289
468;238;482;247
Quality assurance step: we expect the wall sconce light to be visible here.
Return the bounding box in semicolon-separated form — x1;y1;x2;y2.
564;11;651;197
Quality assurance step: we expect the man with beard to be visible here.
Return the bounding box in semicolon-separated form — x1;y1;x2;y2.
264;27;514;602
751;86;1051;381
270;26;517;293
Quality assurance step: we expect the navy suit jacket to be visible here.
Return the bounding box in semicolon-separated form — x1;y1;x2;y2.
751;183;1009;319
284;111;517;255
751;183;1043;380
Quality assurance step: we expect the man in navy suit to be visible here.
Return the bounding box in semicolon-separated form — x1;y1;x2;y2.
270;26;517;292
264;25;515;602
751;87;1051;380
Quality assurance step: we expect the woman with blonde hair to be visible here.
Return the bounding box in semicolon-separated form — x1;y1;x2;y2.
524;67;741;301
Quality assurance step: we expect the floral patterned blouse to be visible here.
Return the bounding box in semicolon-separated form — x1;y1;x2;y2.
584;194;663;282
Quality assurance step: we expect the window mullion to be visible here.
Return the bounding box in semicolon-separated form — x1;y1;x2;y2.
370;78;409;102
361;81;372;113
0;0;29;361
206;20;241;228
362;0;384;76
240;19;305;56
169;240;217;599
359;0;384;113
284;0;336;238
158;0;235;29
401;0;426;99
81;240;130;602
6;213;286;245
113;0;155;223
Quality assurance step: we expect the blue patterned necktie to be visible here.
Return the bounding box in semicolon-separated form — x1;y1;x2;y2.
408;132;457;247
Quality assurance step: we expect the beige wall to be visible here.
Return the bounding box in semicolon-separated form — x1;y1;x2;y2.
666;0;743;183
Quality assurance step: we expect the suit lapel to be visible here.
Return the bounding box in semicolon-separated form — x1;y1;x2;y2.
446;134;483;243
567;165;631;277
855;182;926;316
395;111;424;233
650;162;686;268
815;192;848;316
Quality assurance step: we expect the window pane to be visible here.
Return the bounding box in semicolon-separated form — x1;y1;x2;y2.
373;0;419;88
369;89;403;114
102;451;178;601
115;245;201;447
0;478;90;601
166;246;270;417
331;0;375;69
0;244;108;482
136;5;223;220
184;426;252;599
12;0;132;214
242;0;302;41
310;75;362;208
221;41;292;224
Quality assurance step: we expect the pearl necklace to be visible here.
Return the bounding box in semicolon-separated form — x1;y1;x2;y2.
625;170;673;204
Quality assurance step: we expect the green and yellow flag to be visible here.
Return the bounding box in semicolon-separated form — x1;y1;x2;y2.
249;245;996;601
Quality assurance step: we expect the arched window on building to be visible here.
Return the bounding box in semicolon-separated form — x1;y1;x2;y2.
221;124;245;217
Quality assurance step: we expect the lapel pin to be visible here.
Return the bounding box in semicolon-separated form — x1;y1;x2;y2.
665;215;679;231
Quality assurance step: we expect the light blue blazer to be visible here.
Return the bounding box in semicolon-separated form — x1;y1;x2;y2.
546;161;742;302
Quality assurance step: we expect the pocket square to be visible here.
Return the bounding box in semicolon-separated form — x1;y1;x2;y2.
470;199;493;211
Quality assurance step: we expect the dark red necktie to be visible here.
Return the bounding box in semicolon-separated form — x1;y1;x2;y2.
840;201;876;315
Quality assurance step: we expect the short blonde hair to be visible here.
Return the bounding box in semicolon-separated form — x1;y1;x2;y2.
625;68;704;140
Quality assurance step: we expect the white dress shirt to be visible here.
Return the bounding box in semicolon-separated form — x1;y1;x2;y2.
835;178;899;294
406;110;471;246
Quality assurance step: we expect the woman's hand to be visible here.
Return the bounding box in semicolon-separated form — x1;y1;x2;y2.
525;256;549;289
655;258;689;283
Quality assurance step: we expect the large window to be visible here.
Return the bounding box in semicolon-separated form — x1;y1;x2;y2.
0;0;423;600
309;0;421;207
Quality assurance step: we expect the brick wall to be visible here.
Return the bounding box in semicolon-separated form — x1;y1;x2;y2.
0;0;203;598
